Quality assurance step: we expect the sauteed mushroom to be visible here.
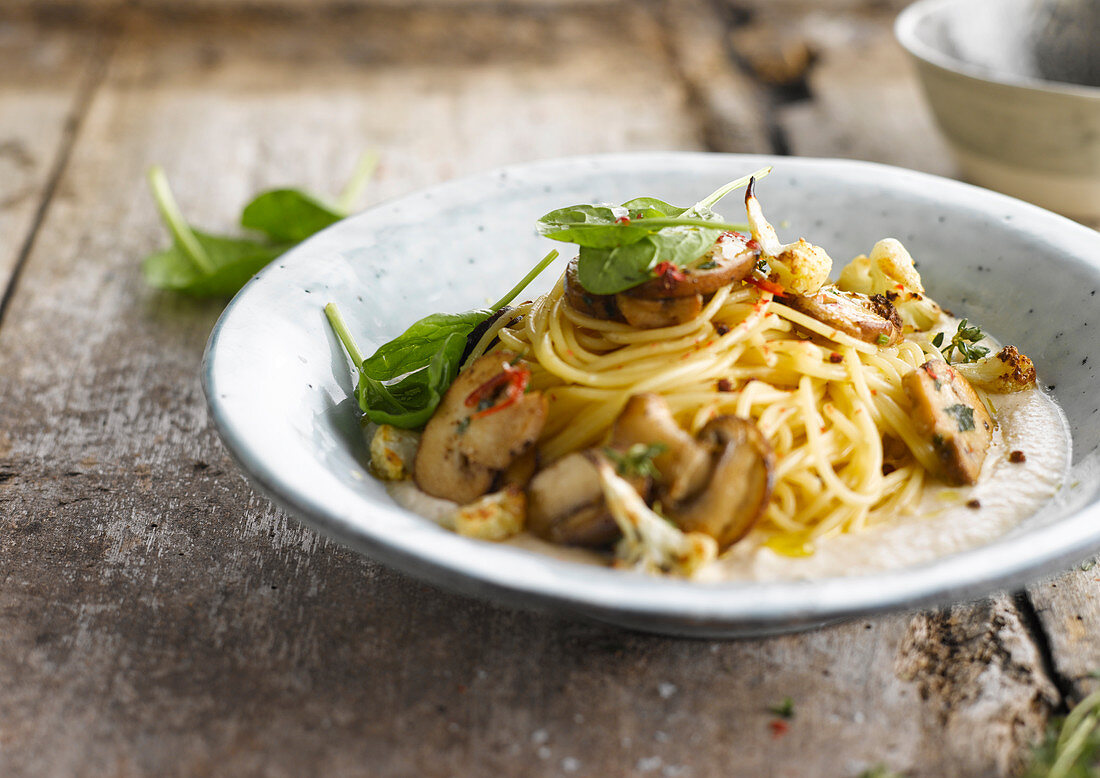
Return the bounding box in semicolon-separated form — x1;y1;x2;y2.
785;287;903;346
903;359;993;486
526;452;625;547
561;233;759;329
665;416;775;549
611;393;775;550
414;351;547;503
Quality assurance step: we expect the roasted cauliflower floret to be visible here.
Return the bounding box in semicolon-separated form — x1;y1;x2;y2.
593;454;717;577
369;424;421;480
838;238;941;331
453;486;526;541
954;346;1037;393
744;178;832;295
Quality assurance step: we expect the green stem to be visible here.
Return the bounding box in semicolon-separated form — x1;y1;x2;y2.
336;150;380;214
1050;710;1099;778
694;166;773;211
146;165;216;275
1057;689;1100;752
489;250;560;312
324;303;366;366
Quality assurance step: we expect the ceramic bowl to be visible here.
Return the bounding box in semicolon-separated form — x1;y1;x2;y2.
896;0;1100;222
203;152;1100;637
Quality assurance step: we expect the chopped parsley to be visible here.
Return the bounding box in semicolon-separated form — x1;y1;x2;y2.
943;403;976;432
875;333;890;345
768;697;795;719
604;443;667;479
697;259;718;270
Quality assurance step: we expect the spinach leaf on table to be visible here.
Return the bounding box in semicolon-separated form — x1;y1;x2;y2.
142;151;378;297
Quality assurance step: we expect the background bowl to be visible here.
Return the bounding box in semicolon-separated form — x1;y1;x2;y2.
896;0;1100;223
203;152;1100;637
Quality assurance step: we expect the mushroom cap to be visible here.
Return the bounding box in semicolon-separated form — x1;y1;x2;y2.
526;451;622;547
668;416;775;550
414;351;546;503
609;393;711;502
785;287;903;346
625;232;758;299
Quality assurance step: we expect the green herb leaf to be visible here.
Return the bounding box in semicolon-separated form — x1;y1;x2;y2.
932;331;945;348
536;168;769;295
142;229;291;297
360;310;493;381
942;318;989;363
603;442;667;479
325;250;559;429
240;190;344;243
944;403;976;432
144;153;376;298
768;697;795;719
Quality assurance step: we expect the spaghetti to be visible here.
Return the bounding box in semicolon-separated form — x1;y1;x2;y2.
486;271;940;545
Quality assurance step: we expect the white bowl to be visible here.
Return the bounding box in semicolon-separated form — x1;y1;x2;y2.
203;152;1100;637
896;0;1100;222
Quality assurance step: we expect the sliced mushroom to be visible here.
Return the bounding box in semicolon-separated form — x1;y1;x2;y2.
609;393;711;502
414;351;547;503
563;258;622;321
785;287;903;346
526;452;626;547
665;416;775;550
625;232;758;299
562;234;758;329
903;359;994;486
614;293;703;329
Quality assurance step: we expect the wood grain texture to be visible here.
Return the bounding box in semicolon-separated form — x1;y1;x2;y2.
0;19;102;293
0;4;1074;777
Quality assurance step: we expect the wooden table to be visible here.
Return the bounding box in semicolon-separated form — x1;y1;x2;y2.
2;2;1097;775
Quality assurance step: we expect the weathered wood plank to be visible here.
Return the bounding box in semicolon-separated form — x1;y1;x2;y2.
655;0;773;155
768;11;954;177
1027;564;1100;699
0;18;102;294
0;7;1064;778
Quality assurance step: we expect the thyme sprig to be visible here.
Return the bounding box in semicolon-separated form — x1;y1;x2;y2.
932;318;989;363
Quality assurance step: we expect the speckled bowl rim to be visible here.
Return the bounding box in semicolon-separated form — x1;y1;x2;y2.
896;0;1100;100
203;152;1100;637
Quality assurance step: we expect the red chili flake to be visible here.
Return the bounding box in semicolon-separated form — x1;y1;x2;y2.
768;720;789;739
966;499;981;509
717;379;734;392
829;352;843;364
748;276;786;296
615;216;631;225
653;261;686;282
1009;450;1027;464
715;322;731;336
464;362;531;419
746;238;761;251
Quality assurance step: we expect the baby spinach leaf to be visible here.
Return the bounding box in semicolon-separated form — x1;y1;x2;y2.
142;230;291;297
325;249;559;429
240;190;344;244
143;152;377;298
360;310;492;380
538;167;770;295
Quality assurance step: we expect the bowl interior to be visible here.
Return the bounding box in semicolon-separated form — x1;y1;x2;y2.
204;153;1100;635
902;0;1100;88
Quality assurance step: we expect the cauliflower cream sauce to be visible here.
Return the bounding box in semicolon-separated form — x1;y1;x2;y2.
386;387;1069;581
